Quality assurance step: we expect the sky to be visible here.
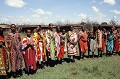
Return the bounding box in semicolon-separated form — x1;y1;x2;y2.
0;0;120;24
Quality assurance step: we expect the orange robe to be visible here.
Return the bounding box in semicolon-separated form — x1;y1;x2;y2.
101;35;106;52
58;45;64;58
79;32;88;53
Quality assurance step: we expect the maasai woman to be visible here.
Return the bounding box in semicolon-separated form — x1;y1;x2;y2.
54;26;61;64
39;30;46;68
42;30;47;61
79;29;88;59
87;31;91;58
46;23;55;66
101;29;107;55
107;30;114;56
67;27;78;62
0;27;9;79
97;25;102;57
113;27;119;54
58;29;67;63
90;31;97;58
6;24;22;78
22;30;36;74
34;25;45;69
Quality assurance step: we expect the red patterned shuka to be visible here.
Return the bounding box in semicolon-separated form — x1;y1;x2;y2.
54;32;60;58
22;36;36;71
58;32;66;58
101;34;106;52
6;33;22;72
113;30;119;52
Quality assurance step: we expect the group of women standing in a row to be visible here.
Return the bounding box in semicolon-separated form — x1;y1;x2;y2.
0;24;119;79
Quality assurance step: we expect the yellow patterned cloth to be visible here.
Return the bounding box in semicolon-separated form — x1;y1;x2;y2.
33;32;41;60
0;48;7;75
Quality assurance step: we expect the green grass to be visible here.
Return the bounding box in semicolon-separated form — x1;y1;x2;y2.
15;55;120;79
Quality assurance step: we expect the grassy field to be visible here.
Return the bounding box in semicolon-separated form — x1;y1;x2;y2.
15;54;120;79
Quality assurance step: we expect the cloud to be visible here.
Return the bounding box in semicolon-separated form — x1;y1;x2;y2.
92;0;96;3
5;0;25;8
111;10;120;14
92;6;106;19
0;18;9;22
0;14;54;24
31;8;52;17
92;6;106;23
0;16;38;24
46;11;52;15
92;6;99;13
113;16;117;19
0;8;54;24
32;14;41;18
78;13;88;19
97;13;106;21
56;15;61;18
103;0;116;5
32;9;45;15
30;8;53;24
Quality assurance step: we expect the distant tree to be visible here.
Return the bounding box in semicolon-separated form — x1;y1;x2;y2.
83;18;94;31
101;22;107;25
80;22;86;25
91;21;99;26
109;17;118;25
85;23;93;31
55;20;63;26
64;20;71;25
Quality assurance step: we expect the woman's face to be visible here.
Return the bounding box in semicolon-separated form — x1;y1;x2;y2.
27;30;31;37
11;25;16;32
36;26;41;31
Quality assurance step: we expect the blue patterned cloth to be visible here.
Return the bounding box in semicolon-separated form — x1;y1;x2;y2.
107;34;114;52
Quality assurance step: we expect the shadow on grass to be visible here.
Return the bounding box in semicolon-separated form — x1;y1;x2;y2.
45;59;56;67
63;58;74;63
74;55;99;60
74;56;80;60
87;55;99;58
